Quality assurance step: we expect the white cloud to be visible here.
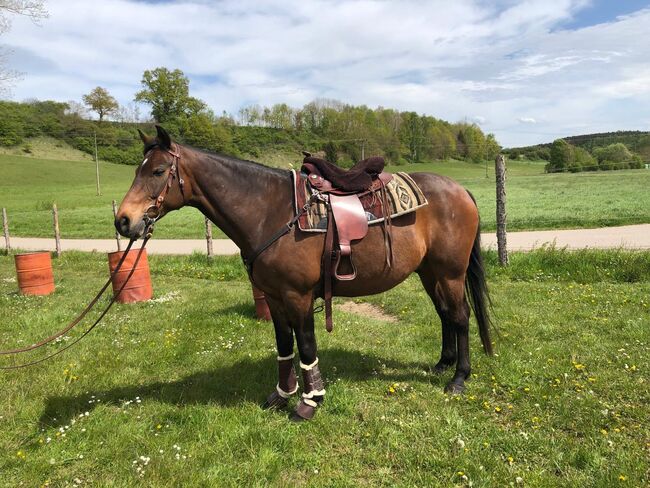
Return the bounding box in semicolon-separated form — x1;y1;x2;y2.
1;0;649;146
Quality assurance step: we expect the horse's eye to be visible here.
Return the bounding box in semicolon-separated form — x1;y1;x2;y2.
153;168;166;176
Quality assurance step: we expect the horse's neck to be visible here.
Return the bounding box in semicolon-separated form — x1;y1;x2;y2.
187;150;293;255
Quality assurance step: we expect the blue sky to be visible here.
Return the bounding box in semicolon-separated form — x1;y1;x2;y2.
2;0;650;147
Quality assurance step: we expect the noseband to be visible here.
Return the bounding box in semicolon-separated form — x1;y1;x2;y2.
0;146;183;369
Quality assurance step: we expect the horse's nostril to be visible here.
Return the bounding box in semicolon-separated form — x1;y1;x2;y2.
115;216;130;235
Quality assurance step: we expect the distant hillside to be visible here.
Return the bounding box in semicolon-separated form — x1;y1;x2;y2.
506;131;650;161
0;99;500;168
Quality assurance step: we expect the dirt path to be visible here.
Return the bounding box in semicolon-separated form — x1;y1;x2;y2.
7;224;650;255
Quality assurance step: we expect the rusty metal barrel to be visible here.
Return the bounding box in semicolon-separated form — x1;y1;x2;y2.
108;248;153;303
14;251;55;296
251;282;272;321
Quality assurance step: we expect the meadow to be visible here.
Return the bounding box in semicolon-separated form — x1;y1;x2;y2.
0;249;648;486
1;150;649;240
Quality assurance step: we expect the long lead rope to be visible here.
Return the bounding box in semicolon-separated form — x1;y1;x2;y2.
0;235;150;370
0;144;181;369
0;238;136;356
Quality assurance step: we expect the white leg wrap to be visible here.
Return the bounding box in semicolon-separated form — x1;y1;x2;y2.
302;398;318;408
276;383;299;399
302;389;326;399
277;353;295;361
300;358;319;370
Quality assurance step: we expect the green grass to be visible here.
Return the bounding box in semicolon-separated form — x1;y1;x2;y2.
0;153;217;240
1;153;650;239
0;136;94;162
0;249;648;486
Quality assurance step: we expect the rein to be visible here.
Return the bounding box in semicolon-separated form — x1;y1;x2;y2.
242;194;317;277
0;145;182;369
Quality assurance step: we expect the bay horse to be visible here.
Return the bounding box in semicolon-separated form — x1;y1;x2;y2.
115;125;493;421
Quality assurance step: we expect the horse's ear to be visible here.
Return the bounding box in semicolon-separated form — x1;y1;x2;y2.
155;125;172;149
137;128;153;146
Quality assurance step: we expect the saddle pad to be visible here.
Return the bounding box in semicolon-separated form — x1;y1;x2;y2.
292;170;428;233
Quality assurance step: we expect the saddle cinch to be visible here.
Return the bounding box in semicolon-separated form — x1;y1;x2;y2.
300;152;395;332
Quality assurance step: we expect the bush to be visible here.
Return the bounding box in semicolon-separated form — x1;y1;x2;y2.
629;155;644;169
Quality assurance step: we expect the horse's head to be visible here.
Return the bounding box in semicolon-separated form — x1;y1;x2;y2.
115;125;186;239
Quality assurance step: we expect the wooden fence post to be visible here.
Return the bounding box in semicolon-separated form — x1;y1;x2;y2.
2;208;10;251
52;203;62;257
205;217;214;258
495;154;508;266
112;200;122;251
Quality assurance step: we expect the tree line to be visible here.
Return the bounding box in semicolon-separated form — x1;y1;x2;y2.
0;66;500;166
506;132;649;173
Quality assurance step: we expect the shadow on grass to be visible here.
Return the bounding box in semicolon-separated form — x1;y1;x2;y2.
39;348;443;426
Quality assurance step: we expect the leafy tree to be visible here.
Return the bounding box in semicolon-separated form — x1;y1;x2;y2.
323;140;338;163
571;146;595;172
0;1;48;93
457;123;486;163
547;139;572;172
593;143;633;170
134;67;206;122
82;86;118;122
180;113;232;153
400;112;425;162
484;133;501;162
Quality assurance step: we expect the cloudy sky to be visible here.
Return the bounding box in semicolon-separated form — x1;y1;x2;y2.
3;0;650;146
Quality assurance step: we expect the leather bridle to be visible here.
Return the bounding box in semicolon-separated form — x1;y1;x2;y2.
143;145;184;231
0;145;183;369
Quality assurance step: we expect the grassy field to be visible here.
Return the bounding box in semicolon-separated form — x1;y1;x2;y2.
1;152;650;240
0;249;648;486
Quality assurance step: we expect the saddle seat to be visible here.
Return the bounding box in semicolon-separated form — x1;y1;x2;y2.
301;152;387;193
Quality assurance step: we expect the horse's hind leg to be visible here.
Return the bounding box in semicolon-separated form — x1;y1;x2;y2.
262;296;299;410
418;267;456;374
418;266;471;393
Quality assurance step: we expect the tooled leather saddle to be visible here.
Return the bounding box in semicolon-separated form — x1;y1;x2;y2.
300;153;394;332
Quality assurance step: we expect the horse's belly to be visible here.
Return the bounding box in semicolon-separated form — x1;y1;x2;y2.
332;223;426;297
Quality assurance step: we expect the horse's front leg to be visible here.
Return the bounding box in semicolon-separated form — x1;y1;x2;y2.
262;296;299;410
287;293;325;421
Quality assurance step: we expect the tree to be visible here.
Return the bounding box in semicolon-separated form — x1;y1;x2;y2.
547;139;572;172
134;67;206;122
484;133;501;161
593;143;633;170
82;86;118;122
323;140;338;163
400;112;425;162
0;1;48;94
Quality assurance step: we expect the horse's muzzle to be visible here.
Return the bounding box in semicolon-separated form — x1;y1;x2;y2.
114;215;145;239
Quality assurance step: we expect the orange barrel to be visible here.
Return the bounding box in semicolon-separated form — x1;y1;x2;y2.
107;248;153;303
14;251;55;296
251;283;272;321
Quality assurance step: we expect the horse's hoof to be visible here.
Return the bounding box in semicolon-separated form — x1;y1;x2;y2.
289;411;309;422
444;382;466;395
433;362;452;375
289;399;318;421
262;391;289;410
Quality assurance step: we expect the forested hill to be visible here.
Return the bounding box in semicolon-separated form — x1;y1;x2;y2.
564;131;650;152
504;130;650;173
0;99;500;168
506;131;650;159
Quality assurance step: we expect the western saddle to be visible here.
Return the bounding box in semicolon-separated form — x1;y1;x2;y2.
301;153;394;332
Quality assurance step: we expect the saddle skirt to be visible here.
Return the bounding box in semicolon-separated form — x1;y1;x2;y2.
292;170;428;233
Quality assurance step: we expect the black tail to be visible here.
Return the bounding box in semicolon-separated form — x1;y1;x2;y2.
465;191;493;355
